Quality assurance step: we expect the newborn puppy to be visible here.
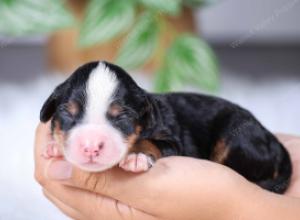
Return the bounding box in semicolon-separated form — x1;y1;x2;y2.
40;61;292;193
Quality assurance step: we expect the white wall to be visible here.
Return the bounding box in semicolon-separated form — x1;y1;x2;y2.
197;0;300;45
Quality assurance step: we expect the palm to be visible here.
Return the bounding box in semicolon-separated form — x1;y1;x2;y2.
277;135;300;197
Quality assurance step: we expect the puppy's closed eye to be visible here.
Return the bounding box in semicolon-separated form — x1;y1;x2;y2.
56;102;81;131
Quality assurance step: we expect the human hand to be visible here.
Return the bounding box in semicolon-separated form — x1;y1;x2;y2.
34;122;300;220
35;122;252;220
277;134;300;197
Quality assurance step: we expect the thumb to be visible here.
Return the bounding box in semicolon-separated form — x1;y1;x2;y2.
45;158;160;210
46;160;73;180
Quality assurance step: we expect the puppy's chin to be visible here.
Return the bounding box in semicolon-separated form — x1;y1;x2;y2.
71;160;121;172
64;146;127;172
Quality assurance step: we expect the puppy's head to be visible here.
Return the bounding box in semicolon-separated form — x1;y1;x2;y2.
40;61;153;172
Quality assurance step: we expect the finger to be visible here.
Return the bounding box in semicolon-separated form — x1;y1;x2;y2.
285;179;300;198
43;189;85;220
44;159;168;210
43;182;156;220
276;133;300;144
34;122;74;185
34;122;54;185
277;134;300;197
276;134;300;171
34;122;52;160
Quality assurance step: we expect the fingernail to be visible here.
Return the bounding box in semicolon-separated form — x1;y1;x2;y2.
46;160;73;180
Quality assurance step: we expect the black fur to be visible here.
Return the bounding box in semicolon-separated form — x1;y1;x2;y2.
40;61;292;193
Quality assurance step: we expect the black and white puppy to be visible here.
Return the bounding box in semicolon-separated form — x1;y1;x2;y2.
40;61;292;193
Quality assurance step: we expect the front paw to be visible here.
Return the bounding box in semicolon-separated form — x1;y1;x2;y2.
119;153;155;173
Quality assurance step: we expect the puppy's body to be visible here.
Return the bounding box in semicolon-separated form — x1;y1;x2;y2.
40;61;292;193
148;93;291;193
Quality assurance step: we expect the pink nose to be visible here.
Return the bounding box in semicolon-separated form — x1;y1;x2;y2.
81;142;104;158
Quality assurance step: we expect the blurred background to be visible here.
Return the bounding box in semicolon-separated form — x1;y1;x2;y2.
0;0;299;219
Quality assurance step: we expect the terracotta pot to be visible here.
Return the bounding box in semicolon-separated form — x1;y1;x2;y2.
47;0;196;74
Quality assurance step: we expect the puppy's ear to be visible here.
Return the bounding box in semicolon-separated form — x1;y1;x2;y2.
140;96;157;131
140;95;167;138
40;82;68;122
140;96;180;154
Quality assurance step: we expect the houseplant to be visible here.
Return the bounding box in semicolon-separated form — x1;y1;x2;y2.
0;0;219;92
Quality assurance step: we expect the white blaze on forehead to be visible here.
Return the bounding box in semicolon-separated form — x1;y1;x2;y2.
84;62;118;123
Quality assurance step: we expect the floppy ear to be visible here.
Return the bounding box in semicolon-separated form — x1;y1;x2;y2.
140;95;157;131
140;96;181;155
40;83;68;122
140;95;169;139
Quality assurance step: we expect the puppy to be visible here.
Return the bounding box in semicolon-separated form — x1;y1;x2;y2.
40;61;292;193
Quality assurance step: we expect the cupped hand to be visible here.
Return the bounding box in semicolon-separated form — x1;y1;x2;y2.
34;123;300;220
277;134;300;197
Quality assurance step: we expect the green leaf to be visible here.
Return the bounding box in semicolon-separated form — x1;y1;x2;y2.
79;0;135;47
3;0;15;5
183;0;219;7
116;12;159;70
137;0;182;15
154;65;185;92
154;34;219;92
0;0;74;36
154;67;172;92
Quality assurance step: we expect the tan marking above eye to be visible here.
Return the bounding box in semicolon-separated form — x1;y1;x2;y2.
108;103;123;117
67;101;79;116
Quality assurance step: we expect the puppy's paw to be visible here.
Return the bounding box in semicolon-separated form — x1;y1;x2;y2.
42;142;62;159
119;153;154;173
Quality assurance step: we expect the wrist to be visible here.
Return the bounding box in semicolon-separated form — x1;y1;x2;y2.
229;181;265;220
222;174;267;220
227;179;300;220
199;169;256;220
